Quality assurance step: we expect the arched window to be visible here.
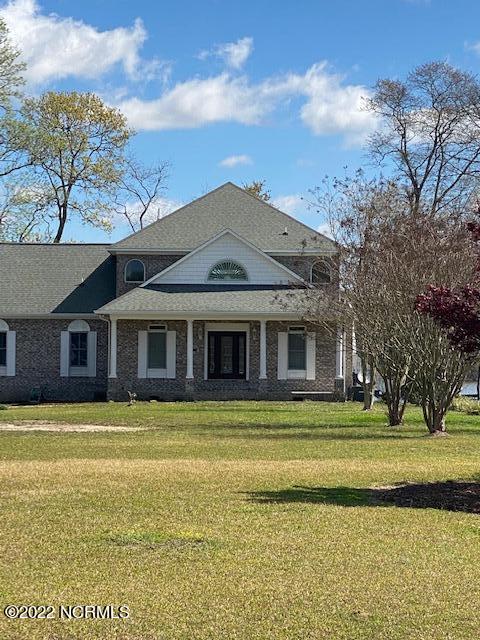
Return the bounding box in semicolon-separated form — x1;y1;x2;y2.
310;260;331;284
208;260;248;282
125;259;145;283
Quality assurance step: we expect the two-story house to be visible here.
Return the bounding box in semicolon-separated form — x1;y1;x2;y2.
0;182;348;402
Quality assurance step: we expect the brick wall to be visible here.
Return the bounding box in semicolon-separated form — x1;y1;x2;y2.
0;318;108;403
107;319;337;401
115;254;185;297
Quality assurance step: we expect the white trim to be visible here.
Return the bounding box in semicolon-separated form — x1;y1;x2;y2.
137;331;147;378
108;247;336;256
205;322;250;332
109;318;117;378
277;332;288;380
1;314;99;320
147;368;167;378
186;319;194;379
141;229;307;287
310;259;332;284
5;331;15;377
87;331;97;378
68;319;90;332
306;331;316;380
166;330;176;379
95;311;304;320
0;319;9;331
259;320;267;379
288;369;306;380
124;258;146;283
60;331;70;377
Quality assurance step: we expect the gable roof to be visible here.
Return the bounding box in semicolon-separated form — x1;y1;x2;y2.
143;229;305;286
0;243;116;316
110;182;335;253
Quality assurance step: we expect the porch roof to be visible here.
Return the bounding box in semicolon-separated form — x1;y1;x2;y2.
95;284;309;317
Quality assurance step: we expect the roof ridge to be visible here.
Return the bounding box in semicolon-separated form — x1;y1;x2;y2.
0;242;110;246
225;181;327;241
110;182;235;249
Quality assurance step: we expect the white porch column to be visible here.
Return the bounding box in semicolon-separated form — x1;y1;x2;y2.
109;318;118;378
259;320;267;379
335;327;344;379
186;319;194;379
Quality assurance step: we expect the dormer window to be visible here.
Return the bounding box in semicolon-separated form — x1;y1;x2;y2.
208;260;248;282
125;259;145;283
311;260;331;284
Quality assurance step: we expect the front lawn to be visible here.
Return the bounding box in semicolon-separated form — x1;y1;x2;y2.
0;401;479;639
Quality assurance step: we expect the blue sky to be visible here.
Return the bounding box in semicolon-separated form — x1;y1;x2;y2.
1;0;480;241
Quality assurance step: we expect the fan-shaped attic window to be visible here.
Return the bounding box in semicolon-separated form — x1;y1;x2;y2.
208;260;248;282
125;259;145;283
311;260;331;284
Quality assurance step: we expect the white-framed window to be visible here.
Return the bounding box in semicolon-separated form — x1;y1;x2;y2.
138;324;176;379
310;260;331;284
125;259;145;283
288;326;306;377
207;260;248;282
0;319;15;377
277;326;315;381
148;326;167;372
60;320;97;378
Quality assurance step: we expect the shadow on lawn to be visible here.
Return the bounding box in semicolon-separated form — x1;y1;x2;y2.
247;480;480;514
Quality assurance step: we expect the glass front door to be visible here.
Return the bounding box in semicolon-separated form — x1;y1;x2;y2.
208;332;246;379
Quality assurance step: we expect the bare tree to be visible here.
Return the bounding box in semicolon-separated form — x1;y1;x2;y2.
113;157;170;232
368;61;480;217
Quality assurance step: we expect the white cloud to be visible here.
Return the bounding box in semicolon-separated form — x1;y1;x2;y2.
298;63;376;144
118;73;269;130
0;0;165;85
271;194;303;215
219;154;252;168
317;221;334;239
198;37;253;70
117;61;377;144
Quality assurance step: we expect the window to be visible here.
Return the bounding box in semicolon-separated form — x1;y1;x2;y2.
0;332;6;367
288;328;306;370
125;259;145;283
70;332;88;367
148;331;166;369
208;260;248;281
311;260;331;284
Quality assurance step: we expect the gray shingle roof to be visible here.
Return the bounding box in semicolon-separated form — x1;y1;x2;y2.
0;243;116;315
96;284;308;316
111;182;334;253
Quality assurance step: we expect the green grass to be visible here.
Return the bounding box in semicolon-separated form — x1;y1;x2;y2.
0;401;479;639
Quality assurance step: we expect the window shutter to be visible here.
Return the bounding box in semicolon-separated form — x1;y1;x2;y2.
138;331;147;378
87;331;97;377
6;331;15;377
166;330;176;379
306;332;316;380
60;331;70;377
277;332;288;380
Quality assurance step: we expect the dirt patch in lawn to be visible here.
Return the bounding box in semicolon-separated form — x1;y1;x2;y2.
0;420;144;432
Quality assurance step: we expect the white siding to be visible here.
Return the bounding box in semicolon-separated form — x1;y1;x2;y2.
150;232;295;285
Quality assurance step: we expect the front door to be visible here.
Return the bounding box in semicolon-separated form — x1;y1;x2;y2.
208;332;246;379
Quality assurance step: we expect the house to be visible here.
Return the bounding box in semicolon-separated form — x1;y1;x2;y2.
0;182;349;403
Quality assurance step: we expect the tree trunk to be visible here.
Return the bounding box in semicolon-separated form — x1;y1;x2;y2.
360;354;375;410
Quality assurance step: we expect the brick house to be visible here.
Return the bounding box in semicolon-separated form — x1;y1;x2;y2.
0;182;349;403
